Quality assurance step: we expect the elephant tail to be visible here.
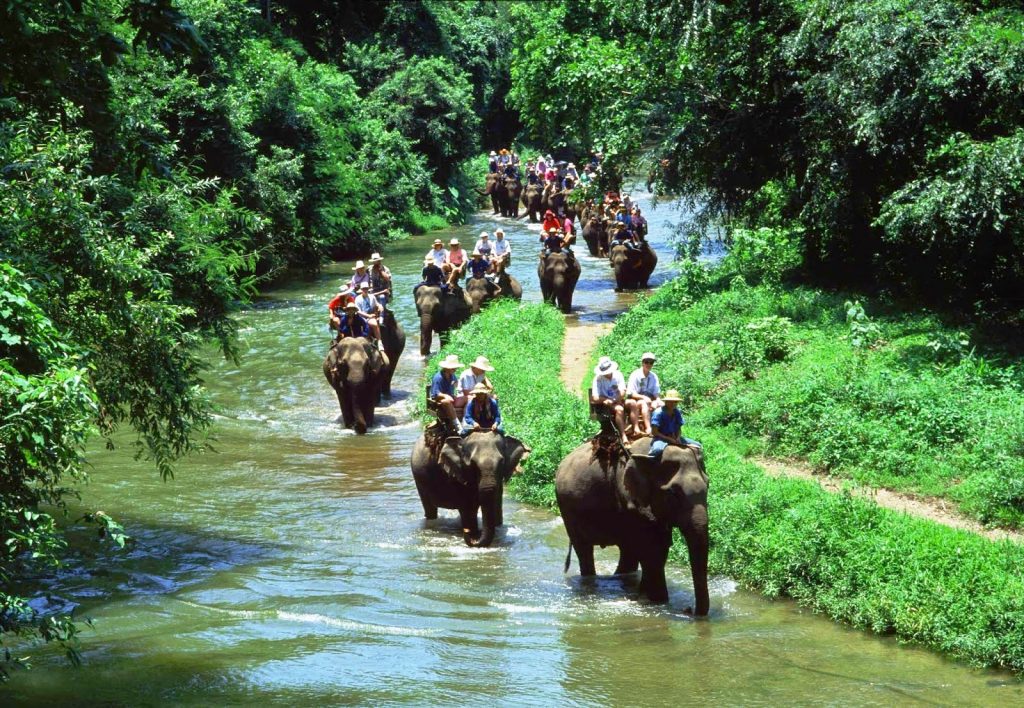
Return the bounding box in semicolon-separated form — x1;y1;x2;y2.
563;542;573;573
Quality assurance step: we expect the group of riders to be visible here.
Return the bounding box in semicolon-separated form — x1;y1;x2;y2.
328;253;393;350
417;230;512;294
488;148;600;189
428;354;502;437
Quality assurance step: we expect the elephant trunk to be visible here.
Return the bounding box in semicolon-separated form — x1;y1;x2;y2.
419;312;434;356
679;504;710;616
465;486;499;548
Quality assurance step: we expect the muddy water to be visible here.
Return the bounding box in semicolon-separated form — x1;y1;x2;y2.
3;187;1019;705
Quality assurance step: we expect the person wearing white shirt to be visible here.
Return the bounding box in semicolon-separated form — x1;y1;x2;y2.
491;229;511;272
454;355;495;413
474;230;494;259
626;352;662;436
590;357;629;444
426;239;448;268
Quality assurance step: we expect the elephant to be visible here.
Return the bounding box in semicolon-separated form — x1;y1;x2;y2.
414;284;472;356
378;310;406;399
322;336;389;434
411;430;529;547
464;273;523;313
555;436;709;614
480;172;501;214
521;183;543;222
500;176;522;218
538;251;581;314
609;241;658;291
581;216;607;257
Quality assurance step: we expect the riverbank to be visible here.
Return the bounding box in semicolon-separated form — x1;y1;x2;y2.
427;294;1024;673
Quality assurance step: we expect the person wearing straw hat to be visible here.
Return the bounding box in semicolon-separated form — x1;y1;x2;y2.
430;354;463;430
626;352;662;436
416;255;446;296
455;355;495;411
590;356;629;445
467;250;498;289
542;209;561;234
354;283;384;347
337;301;370;340
443;237;467;288
348;260;371;291
491;229;511;272
368;253;392;308
327;284;354;335
474;230;493;259
425;238;448;269
462;382;503;434
648;389;701;459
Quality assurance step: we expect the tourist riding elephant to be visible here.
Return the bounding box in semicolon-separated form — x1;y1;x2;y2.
555;436;709;614
322;337;389;434
521;183;543;222
464;273;523;313
500;176;522;218
378;310;406;399
581;216;606;257
609;241;658;291
479;172;501;214
414;284;472;356
411;431;529;547
538;251;581;314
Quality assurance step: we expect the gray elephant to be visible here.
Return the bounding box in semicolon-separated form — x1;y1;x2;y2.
322;337;389;434
538;251;581;314
555;436;709;614
581;215;607;257
521;183;543;222
609;241;658;291
500;176;522;218
414;284;472;357
480;172;501;214
411;430;529;547
378;310;406;398
464;273;524;313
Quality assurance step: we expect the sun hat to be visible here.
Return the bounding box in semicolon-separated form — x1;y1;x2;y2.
472;250;483;257
449;237;460;245
352;260;366;270
433;239;444;246
470;382;491;396
370;252;383;262
359;282;370;290
470;355;494;372
495;229;504;236
489;150;497;156
662;389;683;402
641;352;657;363
479;231;489;239
613;222;627;229
338;284;351;295
544;209;555;217
344;302;358;311
593;356;618;376
439;354;463;370
424;257;434;266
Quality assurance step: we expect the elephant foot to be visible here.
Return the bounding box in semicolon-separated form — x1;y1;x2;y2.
423;507;438;520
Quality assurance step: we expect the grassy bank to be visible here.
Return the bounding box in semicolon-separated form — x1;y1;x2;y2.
428;295;1024;671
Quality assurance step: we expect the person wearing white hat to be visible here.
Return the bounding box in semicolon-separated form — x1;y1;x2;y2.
416;254;447;296
474;230;493;259
491;229;511;272
327;284;354;337
353;282;384;347
455;355;495;411
337;301;370;340
626;352;662;436
444;237;467;288
647;389;701;459
348;259;371;291
425;238;448;270
368;253;392;308
462;382;503;434
430;354;463;429
590;356;628;444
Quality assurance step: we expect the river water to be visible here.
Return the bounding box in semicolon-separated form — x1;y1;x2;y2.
3;188;1020;705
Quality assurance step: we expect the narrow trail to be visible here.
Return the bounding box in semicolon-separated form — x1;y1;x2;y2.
556;318;1023;545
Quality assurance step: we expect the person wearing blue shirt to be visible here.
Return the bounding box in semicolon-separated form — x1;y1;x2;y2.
430;354;462;429
462;383;503;434
649;389;701;458
337;302;371;340
468;251;491;280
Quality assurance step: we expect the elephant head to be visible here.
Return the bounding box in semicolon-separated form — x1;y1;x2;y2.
537;252;581;313
439;432;529;547
610;242;657;290
619;439;709;615
464;276;498;314
324;337;386;434
415;285;471;356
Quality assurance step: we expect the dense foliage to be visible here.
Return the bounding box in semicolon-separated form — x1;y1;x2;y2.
1;0;516;671
508;0;1024;312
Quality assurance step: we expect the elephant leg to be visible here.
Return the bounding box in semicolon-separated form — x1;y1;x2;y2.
639;540;671;603
495;494;504;527
414;476;438;520
575;542;596;577
340;389;355;428
458;506;479;538
614;548;640;575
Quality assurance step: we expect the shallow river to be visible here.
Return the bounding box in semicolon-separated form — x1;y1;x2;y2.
3;188;1020;705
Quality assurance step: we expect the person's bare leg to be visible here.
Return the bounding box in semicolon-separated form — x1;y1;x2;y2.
641;400;653;435
615;404;629;444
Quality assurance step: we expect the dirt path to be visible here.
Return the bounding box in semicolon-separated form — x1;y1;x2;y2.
754;456;1024;544
560;321;613;396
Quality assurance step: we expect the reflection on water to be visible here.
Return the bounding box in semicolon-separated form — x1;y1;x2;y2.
2;185;1020;705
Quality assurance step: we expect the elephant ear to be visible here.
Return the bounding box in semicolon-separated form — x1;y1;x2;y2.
501;435;530;483
621;456;656;511
439;436;472;486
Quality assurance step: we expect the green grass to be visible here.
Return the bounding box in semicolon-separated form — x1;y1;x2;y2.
425;294;1024;672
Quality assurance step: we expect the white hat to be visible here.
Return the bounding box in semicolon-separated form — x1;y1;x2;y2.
344;302;358;311
439;354;463;370
359;282;370;290
489;151;497;156
641;352;657;362
593;357;618;376
480;231;489;239
370;252;383;262
470;382;491;396
352;260;366;270
471;250;483;257
449;237;460;246
495;229;504;237
470;355;494;372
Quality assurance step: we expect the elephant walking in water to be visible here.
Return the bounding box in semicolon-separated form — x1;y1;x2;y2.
538;252;581;314
323;337;389;434
609;242;657;291
411;431;529;547
555;437;710;614
414;284;471;357
378;310;406;399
